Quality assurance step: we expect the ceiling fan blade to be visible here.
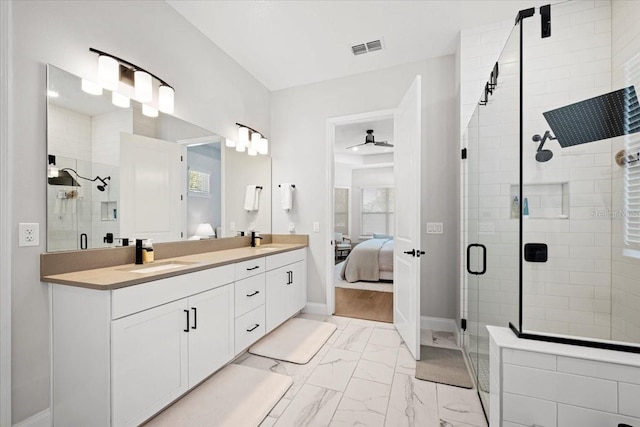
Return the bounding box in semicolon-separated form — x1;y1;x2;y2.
345;142;366;149
374;141;394;147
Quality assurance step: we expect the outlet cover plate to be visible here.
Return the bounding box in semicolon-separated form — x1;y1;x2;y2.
19;222;39;247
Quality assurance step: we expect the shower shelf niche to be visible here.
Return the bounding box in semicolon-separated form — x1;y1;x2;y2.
101;201;117;221
510;182;569;219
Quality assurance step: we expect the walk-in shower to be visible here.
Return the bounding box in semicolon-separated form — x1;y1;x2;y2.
462;0;640;415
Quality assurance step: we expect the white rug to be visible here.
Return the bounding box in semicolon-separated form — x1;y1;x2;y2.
145;364;292;427
249;318;337;364
334;262;394;293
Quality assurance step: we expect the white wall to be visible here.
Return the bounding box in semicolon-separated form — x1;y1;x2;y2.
271;56;458;318
10;1;270;423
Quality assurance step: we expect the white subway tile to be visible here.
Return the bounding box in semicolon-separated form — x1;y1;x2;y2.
503;393;557;427
558;404;640;427
503;364;618;412
503;348;557;370
620;382;640;418
558;357;640;384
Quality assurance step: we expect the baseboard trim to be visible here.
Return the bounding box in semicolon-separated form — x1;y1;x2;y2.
13;409;50;427
303;303;328;315
420;316;460;336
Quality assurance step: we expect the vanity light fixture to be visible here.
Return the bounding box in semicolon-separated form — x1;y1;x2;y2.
235;123;269;157
81;78;103;96
47;155;59;178
111;92;130;108
142;104;158;118
89;47;175;114
225;138;236;148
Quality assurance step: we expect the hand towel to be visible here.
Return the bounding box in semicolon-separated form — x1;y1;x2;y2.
244;185;257;211
253;187;261;211
280;183;294;211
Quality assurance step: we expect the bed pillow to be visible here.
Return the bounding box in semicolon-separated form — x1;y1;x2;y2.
372;233;393;240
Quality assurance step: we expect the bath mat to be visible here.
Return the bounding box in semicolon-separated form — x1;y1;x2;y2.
249;318;337;364
415;345;473;389
145;364;292;427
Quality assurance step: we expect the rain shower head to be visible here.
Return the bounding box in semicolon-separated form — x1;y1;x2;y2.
543;86;640;148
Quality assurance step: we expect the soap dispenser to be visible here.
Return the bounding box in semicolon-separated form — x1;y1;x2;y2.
142;239;154;263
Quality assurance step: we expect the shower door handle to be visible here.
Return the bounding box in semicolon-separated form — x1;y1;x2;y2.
466;244;487;275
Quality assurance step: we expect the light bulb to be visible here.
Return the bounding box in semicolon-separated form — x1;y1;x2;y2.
112;92;130;108
158;85;174;114
236;143;246;152
352;146;359;151
258;137;268;155
225;138;236;148
142;104;158;118
134;70;152;102
98;55;119;90
248;147;257;156
251;132;261;151
238;127;250;147
81;79;103;96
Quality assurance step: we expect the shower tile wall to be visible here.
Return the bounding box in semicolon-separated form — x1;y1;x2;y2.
611;0;640;344
521;1;613;339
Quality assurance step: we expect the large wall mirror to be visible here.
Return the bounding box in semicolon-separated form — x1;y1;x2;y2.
46;65;271;252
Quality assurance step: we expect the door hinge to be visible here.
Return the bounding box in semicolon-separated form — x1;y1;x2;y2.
461;318;467;331
461;148;467;160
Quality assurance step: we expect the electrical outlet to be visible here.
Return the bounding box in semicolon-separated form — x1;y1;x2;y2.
248;222;256;231
229;222;236;232
19;223;39;247
313;222;320;233
288;222;295;232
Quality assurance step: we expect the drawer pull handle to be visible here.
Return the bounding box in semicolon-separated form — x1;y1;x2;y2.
246;290;260;297
246;323;260;332
184;309;190;332
246;266;260;271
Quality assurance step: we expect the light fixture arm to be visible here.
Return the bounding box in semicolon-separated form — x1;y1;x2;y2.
235;122;266;138
89;47;173;90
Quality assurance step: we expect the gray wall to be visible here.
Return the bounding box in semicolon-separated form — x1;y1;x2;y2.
10;1;270;423
270;56;458;318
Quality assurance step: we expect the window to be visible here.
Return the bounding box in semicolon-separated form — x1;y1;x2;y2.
361;187;394;237
188;169;210;195
334;188;349;236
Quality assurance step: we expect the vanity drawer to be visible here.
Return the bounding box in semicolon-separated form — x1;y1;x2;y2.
235;274;265;318
111;264;234;319
235;305;265;354
234;257;266;281
266;248;306;271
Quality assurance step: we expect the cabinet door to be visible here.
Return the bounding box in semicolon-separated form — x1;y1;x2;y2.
265;265;289;333
188;284;235;386
112;299;189;427
289;260;307;315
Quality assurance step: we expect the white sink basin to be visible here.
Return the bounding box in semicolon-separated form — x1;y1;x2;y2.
126;261;196;274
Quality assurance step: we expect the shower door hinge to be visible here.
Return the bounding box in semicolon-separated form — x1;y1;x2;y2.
541;4;551;38
461;318;467;331
515;7;535;24
461;148;467;160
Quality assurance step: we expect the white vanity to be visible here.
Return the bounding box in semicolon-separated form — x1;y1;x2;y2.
44;241;307;427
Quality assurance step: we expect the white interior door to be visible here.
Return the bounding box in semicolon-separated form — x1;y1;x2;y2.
393;76;422;360
120;133;185;242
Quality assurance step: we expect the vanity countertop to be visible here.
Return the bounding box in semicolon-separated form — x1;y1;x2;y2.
42;243;307;290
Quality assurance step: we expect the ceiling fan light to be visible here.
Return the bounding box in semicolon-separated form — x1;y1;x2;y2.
98;55;119;90
158;85;174;114
81;78;103;96
112;91;130;108
134;70;152;102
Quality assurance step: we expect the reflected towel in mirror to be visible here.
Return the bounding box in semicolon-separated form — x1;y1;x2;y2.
244;185;261;211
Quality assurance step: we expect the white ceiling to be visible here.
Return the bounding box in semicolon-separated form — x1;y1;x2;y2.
168;0;548;91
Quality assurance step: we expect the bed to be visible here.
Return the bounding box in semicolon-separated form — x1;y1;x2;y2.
339;238;394;283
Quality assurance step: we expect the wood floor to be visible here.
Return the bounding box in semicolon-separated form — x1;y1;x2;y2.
334;287;393;323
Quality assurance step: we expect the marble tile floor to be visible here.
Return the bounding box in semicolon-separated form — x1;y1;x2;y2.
247;313;488;427
149;312;488;427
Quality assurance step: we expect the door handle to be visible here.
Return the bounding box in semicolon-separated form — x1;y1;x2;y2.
403;249;416;256
80;233;88;250
191;307;197;330
184;309;190;332
466;244;487;275
416;250;425;257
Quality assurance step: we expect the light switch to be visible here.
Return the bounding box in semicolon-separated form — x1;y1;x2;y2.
426;222;443;234
229;222;236;231
313;222;320;233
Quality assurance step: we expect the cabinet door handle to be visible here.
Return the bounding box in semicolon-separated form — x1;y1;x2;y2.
246;323;260;332
191;307;197;330
184;309;190;332
246;290;260;297
246;266;260;271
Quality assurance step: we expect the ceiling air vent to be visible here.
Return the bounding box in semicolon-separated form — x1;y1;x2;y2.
350;39;384;56
351;44;367;56
366;40;382;52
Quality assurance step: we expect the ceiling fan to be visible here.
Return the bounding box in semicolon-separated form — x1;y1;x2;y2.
346;129;394;150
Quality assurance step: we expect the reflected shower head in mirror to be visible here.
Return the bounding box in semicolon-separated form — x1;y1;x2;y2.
59;168;111;191
96;176;110;192
532;131;556;162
